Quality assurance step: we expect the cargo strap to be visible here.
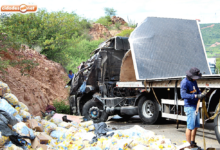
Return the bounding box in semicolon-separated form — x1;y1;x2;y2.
144;80;161;106
201;97;220;150
205;99;220;121
151;86;161;106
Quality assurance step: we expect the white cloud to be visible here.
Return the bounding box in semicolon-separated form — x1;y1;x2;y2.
1;0;220;23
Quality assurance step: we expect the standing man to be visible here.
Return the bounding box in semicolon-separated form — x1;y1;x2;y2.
180;67;207;148
68;70;74;79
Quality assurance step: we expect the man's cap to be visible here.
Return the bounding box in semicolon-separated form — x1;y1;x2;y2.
186;67;202;79
69;70;72;72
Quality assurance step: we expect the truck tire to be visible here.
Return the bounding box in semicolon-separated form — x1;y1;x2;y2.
69;95;75;115
82;100;108;123
214;103;220;143
138;96;160;124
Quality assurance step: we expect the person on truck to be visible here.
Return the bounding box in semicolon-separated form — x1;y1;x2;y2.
180;67;207;148
68;70;74;79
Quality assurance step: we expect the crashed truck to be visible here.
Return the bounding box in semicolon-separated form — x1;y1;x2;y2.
68;17;220;143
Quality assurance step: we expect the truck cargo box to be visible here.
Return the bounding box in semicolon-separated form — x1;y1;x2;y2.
129;17;211;80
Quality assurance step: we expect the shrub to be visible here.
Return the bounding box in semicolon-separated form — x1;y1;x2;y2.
53;100;70;114
116;29;134;37
115;22;121;30
96;16;112;26
127;16;137;28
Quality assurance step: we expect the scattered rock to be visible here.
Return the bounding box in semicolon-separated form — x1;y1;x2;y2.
89;23;112;40
111;16;127;25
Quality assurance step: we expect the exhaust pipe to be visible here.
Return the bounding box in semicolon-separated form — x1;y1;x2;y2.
106;106;138;116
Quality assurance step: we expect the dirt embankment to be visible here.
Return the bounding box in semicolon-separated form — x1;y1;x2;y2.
201;24;215;29
0;48;69;116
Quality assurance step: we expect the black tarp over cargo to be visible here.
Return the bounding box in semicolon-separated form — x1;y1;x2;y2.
129;17;211;80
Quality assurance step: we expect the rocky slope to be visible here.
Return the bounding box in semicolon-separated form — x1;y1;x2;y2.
89;16;134;40
0;48;69;116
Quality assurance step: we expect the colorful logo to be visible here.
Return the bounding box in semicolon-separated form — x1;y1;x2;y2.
1;4;37;13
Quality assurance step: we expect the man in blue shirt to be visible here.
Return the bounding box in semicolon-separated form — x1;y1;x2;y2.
180;67;207;148
68;70;74;79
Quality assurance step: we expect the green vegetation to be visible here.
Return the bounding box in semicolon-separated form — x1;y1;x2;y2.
96;16;112;26
104;8;117;17
66;38;103;73
0;9;103;74
200;23;220;58
127;16;137;28
216;58;220;71
53;100;70;114
200;23;220;71
117;29;134;37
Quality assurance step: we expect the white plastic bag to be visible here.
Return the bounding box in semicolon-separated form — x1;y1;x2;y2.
19;110;31;119
0;81;11;93
0;99;18;116
14;114;23;122
42;121;57;135
49;118;62;125
3;93;19;106
12;122;35;139
58;122;72;129
34;116;41;122
3;143;23;150
18;102;29;112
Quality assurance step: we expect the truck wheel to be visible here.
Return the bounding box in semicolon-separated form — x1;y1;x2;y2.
69;95;75;115
138;96;160;124
82;100;108;123
214;103;220;143
118;115;133;120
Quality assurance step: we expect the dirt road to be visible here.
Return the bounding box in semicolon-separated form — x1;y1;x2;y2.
107;116;220;149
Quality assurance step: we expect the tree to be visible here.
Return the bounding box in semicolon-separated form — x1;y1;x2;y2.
104;7;117;17
1;9;92;67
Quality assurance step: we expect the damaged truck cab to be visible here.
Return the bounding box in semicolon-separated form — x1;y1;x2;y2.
69;37;141;123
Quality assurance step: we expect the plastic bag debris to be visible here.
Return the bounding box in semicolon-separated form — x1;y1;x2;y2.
58;122;72;129
0;99;18;117
19;110;31;119
3;143;23;150
49;118;62;125
0;135;9;147
3;93;19;106
42;121;57;135
34;116;41;122
14;114;23;122
0;82;11;93
12;122;35;139
50;127;68;141
132;144;148;150
79;120;93;127
79;81;86;93
18;102;29;112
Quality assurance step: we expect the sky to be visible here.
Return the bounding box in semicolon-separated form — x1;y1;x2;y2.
1;0;220;24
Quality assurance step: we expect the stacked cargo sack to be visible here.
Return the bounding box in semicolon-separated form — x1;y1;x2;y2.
0;80;180;150
0;81;34;149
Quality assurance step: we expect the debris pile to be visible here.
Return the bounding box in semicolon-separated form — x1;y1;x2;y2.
0;81;179;150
